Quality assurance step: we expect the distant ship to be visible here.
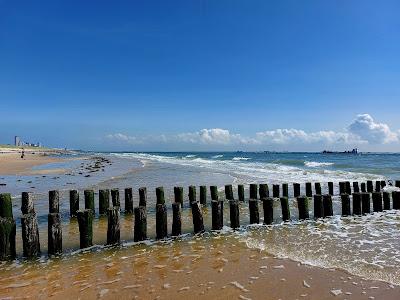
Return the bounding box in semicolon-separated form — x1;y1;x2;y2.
322;148;358;154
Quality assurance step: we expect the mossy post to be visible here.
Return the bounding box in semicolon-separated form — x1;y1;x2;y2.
353;182;360;193
352;193;362;215
21;192;35;215
199;186;207;205
48;213;62;255
174;187;184;207
293;183;300;197
77;209;93;249
0;193;16;261
361;192;371;214
189;185;197;204
313;195;324;219
323;195;333;217
139;187;147;207
375;181;381;192
111;188;120;208
133;206;147;242
345;182;351;195
250;184;258;200
229;200;240;229
69;190;79;217
361;182;366;193
248;199;259;224
263;197;274;224
49;190;59;214
210;186;219;201
225;185;234;200
328;182;334;196
125;188;133;213
339;182;346;195
280;196;290;222
297;196;309;220
99;189;110;215
191;201;205;234
211;200;223;230
367;181;373;193
314;182;322;195
392;191;400;209
84;189;95;214
259;184;269;199
282;183;289;198
238;184;245;202
171;202;182;236
156;187;165;205
273;184;280;198
372;192;383;212
106;207;120;245
305;182;312;197
341;194;351;216
383;192;391;210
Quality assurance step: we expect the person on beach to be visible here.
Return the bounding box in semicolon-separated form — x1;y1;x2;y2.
21;148;25;159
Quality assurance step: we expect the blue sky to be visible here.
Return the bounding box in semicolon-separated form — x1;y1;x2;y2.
1;0;399;151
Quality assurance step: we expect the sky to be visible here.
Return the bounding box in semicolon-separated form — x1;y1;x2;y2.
0;0;399;152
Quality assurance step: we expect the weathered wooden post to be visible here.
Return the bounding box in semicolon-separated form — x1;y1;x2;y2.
305;183;312;197
199;186;207;205
323;195;333;217
273;184;280;198
77;209;93;248
21;192;40;258
315;182;322;195
225;185;234;200
49;190;59;213
250;184;258;200
259;184;269;198
380;180;386;189
313;195;324;219
21;191;35;215
210;186;219;201
280;197;291;222
328;182;334;196
383;192;391;210
48;213;62;255
134;206;147;241
262;197;274;224
211;200;223;230
84;189;95;214
374;181;381;192
392;191;400;210
341;194;351;216
229;200;240;229
353;182;360;193
339;182;346;195
125;188;133;213
0;193;16;260
99;189;110;215
282;183;289;198
174;187;184;207
156;187;168;239
248;199;259;224
111;188;120;208
189;185;197;204
372;192;383;212
191;201;205;233
361;192;371;214
139;187;147;207
367;181;373;193
69;190;79;217
361;182;366;193
352;193;362;215
345;182;351;195
238;184;245;201
297;196;309;220
106;207;120;245
171;203;181;236
396;181;400;188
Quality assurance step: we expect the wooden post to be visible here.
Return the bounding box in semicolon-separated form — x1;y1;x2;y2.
250;184;258;200
272;184;279;198
106;207;120;245
353;182;360;193
339;182;346;195
99;189;110;215
372;192;383;212
323;195;333;217
171;203;181;236
305;182;312;197
375;181;381;192
21;192;35;215
341;194;351;216
111;188;120;208
125;188;133;213
48;213;62;255
134;206;147;241
282;183;289;198
396;181;400;188
156;203;168;239
313;195;324;219
0;193;16;260
328;182;334;196
280;197;290;222
238;184;245;201
84;189;95;214
49;190;59;213
199;186;207;205
361;182;366;193
69;190;79;217
211;200;223;230
297;196;309;220
77;209;93;248
191;201;205;234
293;183;301;197
248;199;259;224
139;187;147;207
383;192;391;210
392;191;400;209
21;192;40;258
262;197;274;224
352;193;362;215
174;187;184;207
259;184;269;198
225;185;234;200
367;181;373;193
345;182;351;195
229;200;240;229
210;186;219;201
380;180;386;189
156;187;165;205
315;182;322;195
189;185;196;204
361;192;371;214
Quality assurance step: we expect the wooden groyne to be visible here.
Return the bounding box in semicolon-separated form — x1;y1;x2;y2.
1;180;400;261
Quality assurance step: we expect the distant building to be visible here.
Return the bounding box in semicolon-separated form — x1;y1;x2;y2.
14;136;21;146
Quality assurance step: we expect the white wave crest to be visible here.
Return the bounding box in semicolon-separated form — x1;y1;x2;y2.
212;155;224;158
232;157;251;161
304;161;334;167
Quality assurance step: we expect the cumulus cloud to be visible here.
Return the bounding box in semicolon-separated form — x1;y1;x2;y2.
105;133;143;144
176;128;254;145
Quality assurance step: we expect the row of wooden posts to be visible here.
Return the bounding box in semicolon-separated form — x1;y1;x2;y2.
0;180;400;261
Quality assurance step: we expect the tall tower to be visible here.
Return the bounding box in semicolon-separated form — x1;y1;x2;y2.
14;136;21;146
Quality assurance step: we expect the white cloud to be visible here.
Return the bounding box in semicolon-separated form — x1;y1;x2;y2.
105;133;142;144
176;128;254;145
